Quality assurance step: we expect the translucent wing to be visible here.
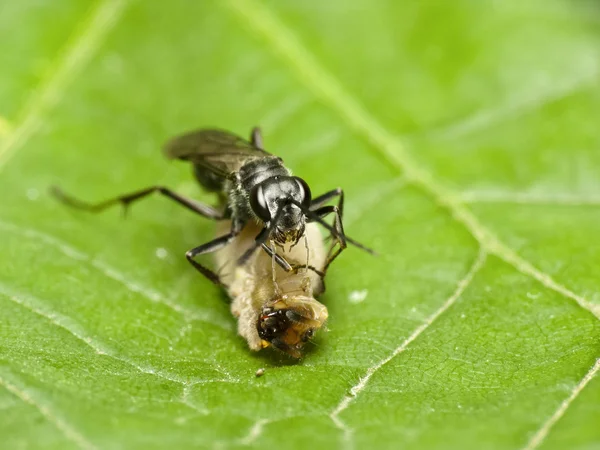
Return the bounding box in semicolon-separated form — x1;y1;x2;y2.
164;128;271;178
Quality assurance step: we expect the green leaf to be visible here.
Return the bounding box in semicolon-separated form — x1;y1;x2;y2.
1;1;599;449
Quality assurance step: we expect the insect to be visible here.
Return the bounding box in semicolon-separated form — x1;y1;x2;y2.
52;127;373;286
214;217;329;358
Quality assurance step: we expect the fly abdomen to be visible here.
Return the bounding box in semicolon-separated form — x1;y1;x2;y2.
193;164;225;192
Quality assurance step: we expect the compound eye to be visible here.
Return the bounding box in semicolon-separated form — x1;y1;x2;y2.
293;177;312;209
249;183;271;222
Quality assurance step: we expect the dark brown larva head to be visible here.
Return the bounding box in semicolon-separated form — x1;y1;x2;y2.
257;296;328;358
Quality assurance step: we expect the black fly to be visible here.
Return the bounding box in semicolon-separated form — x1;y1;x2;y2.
52;127;374;286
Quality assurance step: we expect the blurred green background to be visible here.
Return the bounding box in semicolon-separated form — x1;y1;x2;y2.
0;1;599;449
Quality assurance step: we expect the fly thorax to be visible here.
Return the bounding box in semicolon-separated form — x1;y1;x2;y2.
225;175;251;223
239;157;289;190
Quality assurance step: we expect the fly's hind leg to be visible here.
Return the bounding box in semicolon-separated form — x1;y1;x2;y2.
51;185;224;220
52;185;233;285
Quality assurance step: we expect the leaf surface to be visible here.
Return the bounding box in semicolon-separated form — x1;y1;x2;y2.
0;1;599;449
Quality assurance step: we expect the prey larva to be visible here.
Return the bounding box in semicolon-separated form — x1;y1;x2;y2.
214;220;328;358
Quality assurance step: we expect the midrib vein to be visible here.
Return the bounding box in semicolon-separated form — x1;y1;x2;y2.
224;0;599;321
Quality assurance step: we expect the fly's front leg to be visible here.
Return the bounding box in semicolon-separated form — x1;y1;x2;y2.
186;220;243;287
310;188;345;250
260;243;325;277
305;190;375;257
235;207;322;276
310;205;347;273
310;187;344;218
236;206;287;267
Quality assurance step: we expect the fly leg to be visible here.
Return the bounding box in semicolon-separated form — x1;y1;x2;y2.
51;185;224;219
236;207;292;270
260;243;325;277
52;185;235;285
250;127;264;150
234;206;324;276
308;189;375;255
310;187;344;217
236;209;283;268
309;187;345;257
310;188;346;272
293;200;375;275
309;205;347;273
185;219;243;287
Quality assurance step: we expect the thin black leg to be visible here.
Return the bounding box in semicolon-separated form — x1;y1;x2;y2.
186;220;243;286
236;225;272;267
293;199;376;261
310;187;344;248
235;206;289;267
310;187;344;219
234;207;323;275
260;242;292;270
310;205;347;272
260;243;325;277
51;185;224;219
250;127;264;150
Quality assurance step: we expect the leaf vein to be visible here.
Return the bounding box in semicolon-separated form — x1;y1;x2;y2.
0;218;232;330
0;285;223;386
224;0;600;321
238;418;270;445
0;371;96;450
522;357;600;450
410;69;599;142
0;0;130;171
329;249;487;448
462;190;600;207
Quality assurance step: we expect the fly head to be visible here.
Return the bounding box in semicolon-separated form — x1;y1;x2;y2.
249;176;311;243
